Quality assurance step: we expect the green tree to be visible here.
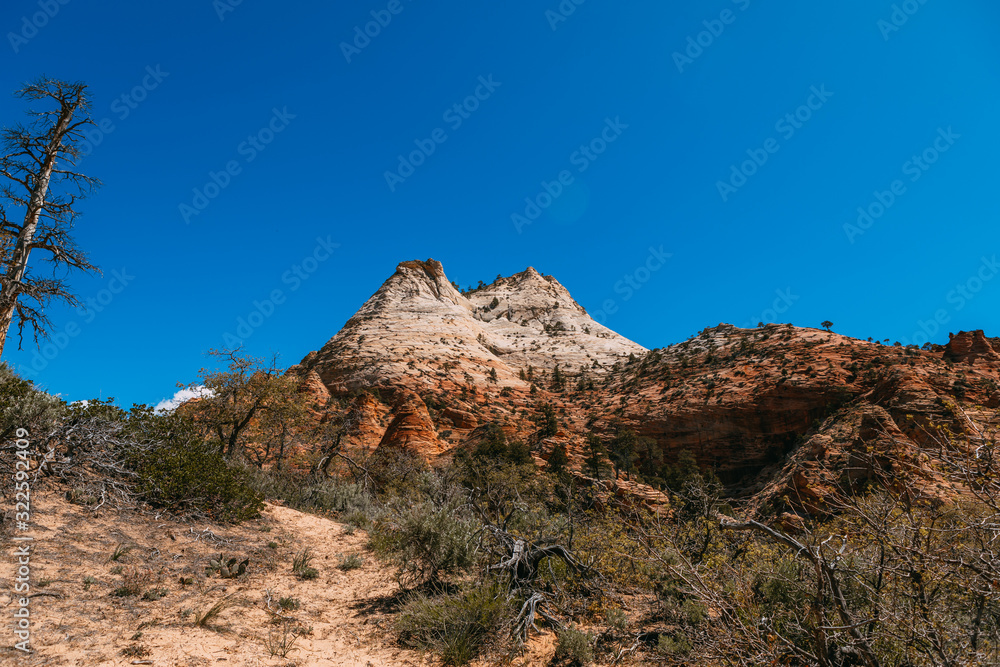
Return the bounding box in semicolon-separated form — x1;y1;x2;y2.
534;403;558;439
186;348;311;463
551;364;565;391
584;432;609;481
608;427;640;480
821;320;833;332
547;442;569;475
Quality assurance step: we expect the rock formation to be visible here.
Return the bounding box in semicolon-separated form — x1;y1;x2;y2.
291;260;1000;518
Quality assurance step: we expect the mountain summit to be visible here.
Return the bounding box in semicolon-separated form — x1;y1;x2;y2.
296;259;645;394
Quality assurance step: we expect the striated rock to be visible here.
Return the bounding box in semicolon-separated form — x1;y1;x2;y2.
465;267;645;374
296;369;331;414
297;259;645;398
377;388;447;457
945;330;1000;364
441;407;478;430
290;258;1000;516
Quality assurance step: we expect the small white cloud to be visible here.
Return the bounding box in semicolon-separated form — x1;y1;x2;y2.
70;399;90;408
155;386;213;413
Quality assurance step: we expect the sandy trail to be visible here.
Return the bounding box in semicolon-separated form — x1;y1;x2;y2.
2;493;434;666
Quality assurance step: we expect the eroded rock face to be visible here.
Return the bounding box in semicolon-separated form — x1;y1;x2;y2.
465;267;645;375
291;259;1000;517
945;330;1000;364
583;324;1000;515
376;388;447;457
298;259;645;398
297;370;331;415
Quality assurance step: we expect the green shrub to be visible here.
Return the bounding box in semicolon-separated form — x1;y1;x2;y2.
52;402;264;523
396;581;511;665
337;553;364;571
128;433;264;523
0;362;64;442
681;597;708;625
0;364;65;501
301;479;373;515
554;624;593;666
657;633;691;657
604;606;628;631
278;596;299;611
239;465;373;519
370;488;479;588
141;588;168;601
292;549;319;580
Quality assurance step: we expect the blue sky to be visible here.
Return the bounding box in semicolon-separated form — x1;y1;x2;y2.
0;0;998;408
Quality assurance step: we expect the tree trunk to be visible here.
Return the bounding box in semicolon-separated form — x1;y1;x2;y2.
0;98;79;354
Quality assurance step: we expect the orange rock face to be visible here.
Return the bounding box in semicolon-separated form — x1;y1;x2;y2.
292;260;1000;518
376;388;447;457
945;329;1000;364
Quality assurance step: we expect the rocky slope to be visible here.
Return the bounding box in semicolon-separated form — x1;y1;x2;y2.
593;324;1000;513
296;259;644;396
292;259;1000;517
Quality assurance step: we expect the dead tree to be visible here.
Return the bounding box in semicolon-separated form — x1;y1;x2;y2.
0;77;100;354
718;515;881;667
474;501;596;650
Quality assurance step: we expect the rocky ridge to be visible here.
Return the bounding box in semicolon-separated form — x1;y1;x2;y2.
292;259;1000;517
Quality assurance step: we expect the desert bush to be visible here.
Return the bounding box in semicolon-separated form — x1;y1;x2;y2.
301;478;373;515
292;549;319;580
0;363;64;437
370;476;479;588
277;595;299;611
365;446;429;497
112;566;143;598
126;418;264;523
195;596;234;629
603;606;627;632
337;553;364;571
656;632;691;657
395;580;511;665
554;624;593;666
264;623;301;657
0;364;65;502
25;399;263;522
142;587;168;601
238;463;374;519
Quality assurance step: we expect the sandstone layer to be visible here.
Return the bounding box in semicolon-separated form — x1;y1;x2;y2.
292;260;1000;517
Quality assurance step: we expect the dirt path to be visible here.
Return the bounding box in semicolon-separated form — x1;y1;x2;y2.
2;493;434;666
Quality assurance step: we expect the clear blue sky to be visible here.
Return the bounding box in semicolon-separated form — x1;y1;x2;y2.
1;0;998;408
